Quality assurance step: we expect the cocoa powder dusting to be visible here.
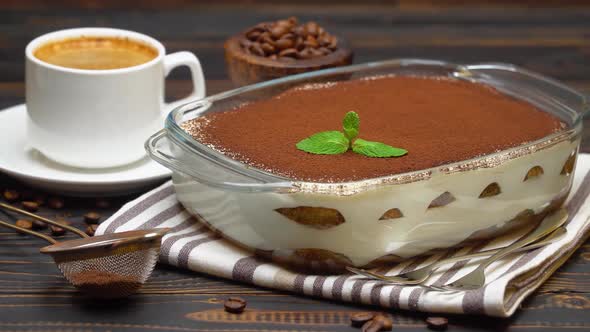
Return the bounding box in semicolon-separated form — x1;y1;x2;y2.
183;76;563;182
70;270;141;298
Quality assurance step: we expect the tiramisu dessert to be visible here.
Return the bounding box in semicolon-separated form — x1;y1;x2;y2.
184;76;563;182
166;72;579;272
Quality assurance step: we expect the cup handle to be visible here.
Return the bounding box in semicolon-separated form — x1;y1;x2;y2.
163;51;206;112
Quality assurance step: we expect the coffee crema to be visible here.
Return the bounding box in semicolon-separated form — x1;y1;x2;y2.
33;36;158;70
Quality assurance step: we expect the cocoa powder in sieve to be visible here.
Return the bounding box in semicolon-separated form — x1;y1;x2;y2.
70;270;141;298
183;76;564;182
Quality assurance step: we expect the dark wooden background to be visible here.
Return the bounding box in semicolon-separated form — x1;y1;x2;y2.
1;1;590;331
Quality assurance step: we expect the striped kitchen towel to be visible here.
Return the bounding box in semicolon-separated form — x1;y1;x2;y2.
96;154;590;317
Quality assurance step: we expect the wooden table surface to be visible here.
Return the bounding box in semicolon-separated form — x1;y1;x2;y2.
1;1;590;331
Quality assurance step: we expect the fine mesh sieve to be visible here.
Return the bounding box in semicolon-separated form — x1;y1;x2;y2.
0;202;168;298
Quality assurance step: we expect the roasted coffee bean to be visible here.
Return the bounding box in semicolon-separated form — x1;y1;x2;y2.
281;32;295;40
47;197;64;209
426;317;448;331
249;43;265;56
270;25;289;39
350;312;375;327
292;25;305;37
15;219;33;234
275;38;294;50
261;43;276;54
256;31;270;42
275;19;293;28
224;297;247;313
84;212;101;224
260;35;275;47
304;35;319;48
295;36;305;50
305;22;320;36
3;189;19;202
245;29;261;41
95;198;111;209
32;219;48;230
21;201;39;212
362;319;384;332
86;224;99;236
373;314;393;331
50;225;66;236
269;54;278;60
279;48;298;58
239;38;251;48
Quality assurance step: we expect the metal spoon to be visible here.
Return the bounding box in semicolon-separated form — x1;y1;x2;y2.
441;208;567;291
347;225;566;285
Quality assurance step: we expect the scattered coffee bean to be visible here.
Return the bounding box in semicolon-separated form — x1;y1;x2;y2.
50;218;70;236
50;225;66;237
85;224;99;236
362;319;384;332
426;317;448;331
47;197;64;209
84;212;101;224
224;297;247;313
21;201;39;212
3;189;19;202
96;198;111;209
15;219;33;234
373;314;393;331
350;312;375;327
32;219;48;230
241;17;339;60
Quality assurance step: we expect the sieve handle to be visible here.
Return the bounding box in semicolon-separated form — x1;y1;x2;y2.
0;219;58;244
0;202;88;238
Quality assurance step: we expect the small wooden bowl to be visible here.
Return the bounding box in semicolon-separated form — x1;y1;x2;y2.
224;35;354;87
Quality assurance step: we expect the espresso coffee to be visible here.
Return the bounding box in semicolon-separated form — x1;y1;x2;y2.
33;36;158;70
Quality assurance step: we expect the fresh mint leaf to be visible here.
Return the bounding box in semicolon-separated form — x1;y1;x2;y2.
296;131;349;155
296;112;408;158
342;111;360;141
352;138;408;158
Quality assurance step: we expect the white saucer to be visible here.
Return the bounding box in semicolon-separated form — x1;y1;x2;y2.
0;104;171;196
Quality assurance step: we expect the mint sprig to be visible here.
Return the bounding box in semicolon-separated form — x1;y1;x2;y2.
296;111;408;158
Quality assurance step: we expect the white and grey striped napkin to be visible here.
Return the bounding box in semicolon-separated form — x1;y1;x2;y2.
96;154;590;317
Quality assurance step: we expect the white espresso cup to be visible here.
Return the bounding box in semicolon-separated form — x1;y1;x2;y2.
25;27;205;168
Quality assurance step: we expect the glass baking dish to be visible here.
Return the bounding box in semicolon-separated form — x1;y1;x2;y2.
146;59;587;273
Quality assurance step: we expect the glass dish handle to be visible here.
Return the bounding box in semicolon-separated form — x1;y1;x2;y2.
145;130;296;193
